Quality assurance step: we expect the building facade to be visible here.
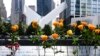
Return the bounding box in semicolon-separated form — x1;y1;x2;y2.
71;0;100;17
29;5;35;11
61;0;100;18
11;0;25;24
37;0;55;16
0;0;7;18
60;0;71;19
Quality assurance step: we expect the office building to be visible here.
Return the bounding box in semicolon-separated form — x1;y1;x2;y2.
29;5;35;11
0;0;7;18
11;0;25;24
37;0;55;16
61;0;100;18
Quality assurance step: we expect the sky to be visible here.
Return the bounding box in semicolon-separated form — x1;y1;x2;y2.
3;0;60;17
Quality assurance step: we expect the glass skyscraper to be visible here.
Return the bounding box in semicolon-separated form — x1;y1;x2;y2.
11;0;25;24
37;0;55;16
0;0;7;18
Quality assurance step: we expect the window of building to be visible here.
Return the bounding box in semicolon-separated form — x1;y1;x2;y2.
92;2;97;5
81;3;86;7
93;4;97;5
93;9;97;13
75;12;80;15
98;4;100;6
81;0;86;3
71;0;75;2
71;11;75;15
71;6;75;10
87;7;91;9
77;0;80;4
87;11;91;16
81;8;86;11
71;3;75;6
93;8;97;10
98;9;100;12
99;0;100;2
87;9;91;12
98;8;100;9
93;0;97;1
87;3;91;5
87;0;91;2
81;11;86;16
76;5;80;8
87;11;91;13
98;5;100;8
92;5;97;8
98;13;100;16
76;8;80;11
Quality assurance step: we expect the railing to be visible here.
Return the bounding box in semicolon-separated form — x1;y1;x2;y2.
0;35;100;56
0;35;99;46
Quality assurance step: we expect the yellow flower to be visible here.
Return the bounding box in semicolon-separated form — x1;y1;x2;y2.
67;30;73;36
11;25;19;32
52;33;59;39
78;25;84;30
32;20;38;28
41;35;48;41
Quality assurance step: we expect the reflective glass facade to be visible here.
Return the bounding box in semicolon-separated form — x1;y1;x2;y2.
37;0;54;16
70;0;100;17
11;0;25;24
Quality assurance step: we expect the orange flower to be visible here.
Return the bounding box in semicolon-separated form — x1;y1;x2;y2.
71;23;77;28
32;20;38;28
94;29;100;34
81;21;87;26
58;19;64;23
78;25;84;30
11;25;19;32
88;24;96;31
32;20;37;24
53;21;59;27
14;25;19;30
41;35;48;41
58;22;63;27
52;33;59;39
